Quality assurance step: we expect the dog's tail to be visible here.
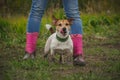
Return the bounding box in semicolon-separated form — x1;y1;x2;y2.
45;24;54;34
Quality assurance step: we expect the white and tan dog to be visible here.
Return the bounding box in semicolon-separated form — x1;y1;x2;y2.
44;16;74;63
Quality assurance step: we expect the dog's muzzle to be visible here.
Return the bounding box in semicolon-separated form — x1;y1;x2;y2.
63;27;67;33
60;27;68;36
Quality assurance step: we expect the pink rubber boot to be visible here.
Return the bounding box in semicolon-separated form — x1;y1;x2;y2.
71;34;85;66
23;32;39;59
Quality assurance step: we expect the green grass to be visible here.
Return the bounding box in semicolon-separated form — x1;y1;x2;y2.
0;13;120;80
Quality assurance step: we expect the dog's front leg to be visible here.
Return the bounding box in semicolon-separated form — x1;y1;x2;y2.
59;54;64;64
50;49;55;62
70;49;73;55
66;49;73;63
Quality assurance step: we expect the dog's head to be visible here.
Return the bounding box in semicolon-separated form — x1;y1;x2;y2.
52;16;74;37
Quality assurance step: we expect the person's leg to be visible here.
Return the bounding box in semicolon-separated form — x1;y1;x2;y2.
23;0;48;59
62;0;85;66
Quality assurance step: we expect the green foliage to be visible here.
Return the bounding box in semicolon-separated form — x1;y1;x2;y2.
0;13;120;46
81;14;120;38
0;18;10;40
0;16;26;46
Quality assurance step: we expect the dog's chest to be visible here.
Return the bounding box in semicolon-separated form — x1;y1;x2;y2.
51;36;72;50
54;41;69;50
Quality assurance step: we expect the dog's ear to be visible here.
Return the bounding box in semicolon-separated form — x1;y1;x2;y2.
52;15;58;26
68;18;74;25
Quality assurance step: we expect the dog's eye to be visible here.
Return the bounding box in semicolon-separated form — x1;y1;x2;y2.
58;23;62;26
65;23;69;26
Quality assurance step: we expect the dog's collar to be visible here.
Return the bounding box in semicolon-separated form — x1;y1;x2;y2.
56;35;69;42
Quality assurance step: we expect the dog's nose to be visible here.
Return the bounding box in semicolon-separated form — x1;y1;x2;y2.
63;27;66;31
